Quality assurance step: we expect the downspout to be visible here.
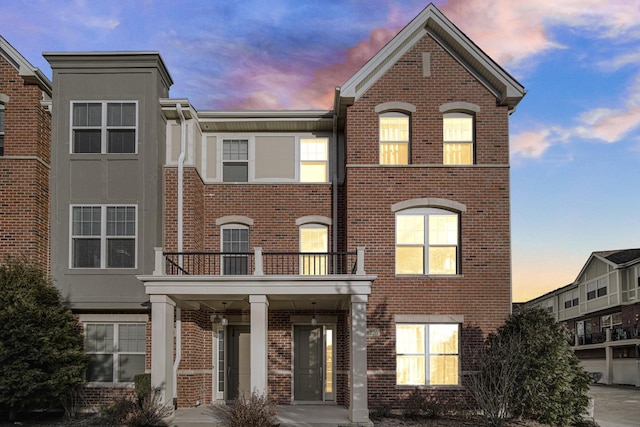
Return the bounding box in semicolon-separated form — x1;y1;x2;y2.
332;89;340;255
173;103;186;409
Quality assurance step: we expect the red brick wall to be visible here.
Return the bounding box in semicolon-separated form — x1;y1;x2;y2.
177;309;213;407
0;54;51;272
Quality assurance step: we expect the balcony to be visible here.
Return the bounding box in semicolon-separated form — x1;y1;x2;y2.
154;247;366;277
574;327;639;347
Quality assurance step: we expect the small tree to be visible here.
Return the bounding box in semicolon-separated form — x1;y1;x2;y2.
0;259;87;421
470;307;591;426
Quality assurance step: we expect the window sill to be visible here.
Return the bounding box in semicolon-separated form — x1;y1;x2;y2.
395;274;464;278
395;384;464;390
70;153;138;160
84;382;135;388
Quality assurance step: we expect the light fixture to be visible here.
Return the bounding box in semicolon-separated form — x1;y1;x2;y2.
221;302;228;326
311;301;317;326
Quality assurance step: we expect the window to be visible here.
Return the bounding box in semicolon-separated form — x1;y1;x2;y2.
563;290;579;309
222;139;249;182
541;299;553;313
300;138;328;182
72;102;137;153
396;208;459;275
601;312;622;333
71;205;136;268
396;323;459;386
586;278;607;300
300;224;328;275
0;108;4;156
380;112;409;165
85;323;145;382
222;225;249;274
443;113;473;165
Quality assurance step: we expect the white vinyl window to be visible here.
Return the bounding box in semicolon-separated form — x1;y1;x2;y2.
300;138;328;182
221;224;249;275
222;139;249;182
71;205;137;269
563;290;579;309
300;224;328;275
587;278;607;300
396;208;459;275
443;113;473;165
396;323;459;386
72;101;137;153
85;323;145;383
380;112;409;165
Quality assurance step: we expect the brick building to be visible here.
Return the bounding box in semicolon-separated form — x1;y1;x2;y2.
44;4;525;423
0;37;52;271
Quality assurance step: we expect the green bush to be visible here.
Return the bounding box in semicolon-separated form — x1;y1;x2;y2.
134;373;152;401
223;390;277;427
99;387;172;427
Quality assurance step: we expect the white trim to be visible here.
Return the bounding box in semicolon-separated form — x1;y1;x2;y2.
296;216;332;226
215;215;254;226
374;101;416;113
395;314;464;323
391;197;467;213
439;101;480;113
78;313;148;322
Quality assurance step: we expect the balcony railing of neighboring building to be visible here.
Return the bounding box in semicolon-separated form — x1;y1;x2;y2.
159;247;365;277
575;327;638;346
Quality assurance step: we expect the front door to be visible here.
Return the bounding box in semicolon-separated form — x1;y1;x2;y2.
294;325;334;402
227;325;251;401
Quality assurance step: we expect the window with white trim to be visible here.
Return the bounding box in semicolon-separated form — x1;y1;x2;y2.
300;138;328;182
300;224;328;275
380;112;409;165
563;290;579;309
0;107;5;156
72;102;137;153
71;205;136;268
586;277;607;300
396;208;459;275
443;113;473;165
221;224;249;274
396;323;459;386
85;323;145;383
222;139;249;182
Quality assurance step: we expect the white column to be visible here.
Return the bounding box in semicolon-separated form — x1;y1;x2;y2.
254;247;264;275
153;247;164;275
356;247;366;275
150;294;176;406
249;295;269;394
350;294;370;424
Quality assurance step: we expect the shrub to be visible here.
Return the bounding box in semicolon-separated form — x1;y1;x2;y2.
134;373;152;402
99;387;172;427
0;258;87;421
401;390;442;420
223;390;277;427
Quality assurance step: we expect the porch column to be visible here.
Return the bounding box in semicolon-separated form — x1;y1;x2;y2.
250;295;269;394
150;294;176;406
605;345;613;385
350;294;370;424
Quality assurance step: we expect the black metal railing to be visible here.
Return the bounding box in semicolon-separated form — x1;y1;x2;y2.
262;252;357;275
164;252;254;275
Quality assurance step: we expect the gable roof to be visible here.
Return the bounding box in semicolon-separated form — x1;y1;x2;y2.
594;248;640;267
0;36;51;95
338;3;525;111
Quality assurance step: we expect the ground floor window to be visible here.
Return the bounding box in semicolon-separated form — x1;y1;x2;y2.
85;323;145;382
396;323;459;385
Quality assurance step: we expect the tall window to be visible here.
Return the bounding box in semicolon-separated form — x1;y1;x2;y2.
222;225;249;274
85;323;145;383
443;113;473;165
379;112;409;165
396;323;459;386
0;108;4;156
72;102;136;153
396;208;459;275
222;139;249;182
586;278;607;300
300;224;328;275
300;138;328;182
71;205;136;268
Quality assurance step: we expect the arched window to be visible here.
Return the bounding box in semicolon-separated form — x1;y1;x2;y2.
299;223;328;275
219;222;250;275
379;112;409;165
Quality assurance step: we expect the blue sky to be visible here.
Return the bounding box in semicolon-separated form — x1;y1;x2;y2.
3;0;639;301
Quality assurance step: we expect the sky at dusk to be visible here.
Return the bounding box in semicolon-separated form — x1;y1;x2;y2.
2;0;639;302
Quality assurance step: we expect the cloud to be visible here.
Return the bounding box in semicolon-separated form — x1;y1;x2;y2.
511;130;552;159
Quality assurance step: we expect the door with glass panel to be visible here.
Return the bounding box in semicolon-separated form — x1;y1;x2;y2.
293;325;334;401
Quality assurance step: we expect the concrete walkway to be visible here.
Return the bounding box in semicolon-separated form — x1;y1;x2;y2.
589;384;640;427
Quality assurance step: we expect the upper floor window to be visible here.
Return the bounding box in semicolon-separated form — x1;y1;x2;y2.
443;112;473;165
0;108;4;156
71;205;136;269
222;139;249;182
300;224;328;275
379;112;409;165
221;224;249;274
396;323;459;386
72;102;137;154
563;290;579;309
85;323;145;383
300;138;328;182
586;277;607;300
396;208;459;275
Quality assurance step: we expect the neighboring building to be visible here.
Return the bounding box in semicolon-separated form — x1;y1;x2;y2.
44;4;525;423
0;37;52;271
524;248;640;386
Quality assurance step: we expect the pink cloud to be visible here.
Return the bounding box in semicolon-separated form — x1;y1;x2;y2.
511;130;552;159
576;106;640;143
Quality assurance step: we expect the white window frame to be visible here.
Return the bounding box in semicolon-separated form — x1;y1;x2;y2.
84;321;146;383
220;223;250;275
221;138;250;182
379;112;410;165
69;204;138;269
0;106;5;156
396;323;460;386
563;290;579;309
300;138;329;183
299;223;328;275
70;101;138;154
443;112;474;165
587;277;608;301
395;207;460;276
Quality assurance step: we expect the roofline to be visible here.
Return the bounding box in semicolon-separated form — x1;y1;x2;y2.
0;35;52;95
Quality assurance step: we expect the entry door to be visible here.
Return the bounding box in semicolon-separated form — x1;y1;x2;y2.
227;325;251;401
294;325;323;401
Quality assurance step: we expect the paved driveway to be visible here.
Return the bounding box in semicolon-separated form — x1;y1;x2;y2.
590;384;640;427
